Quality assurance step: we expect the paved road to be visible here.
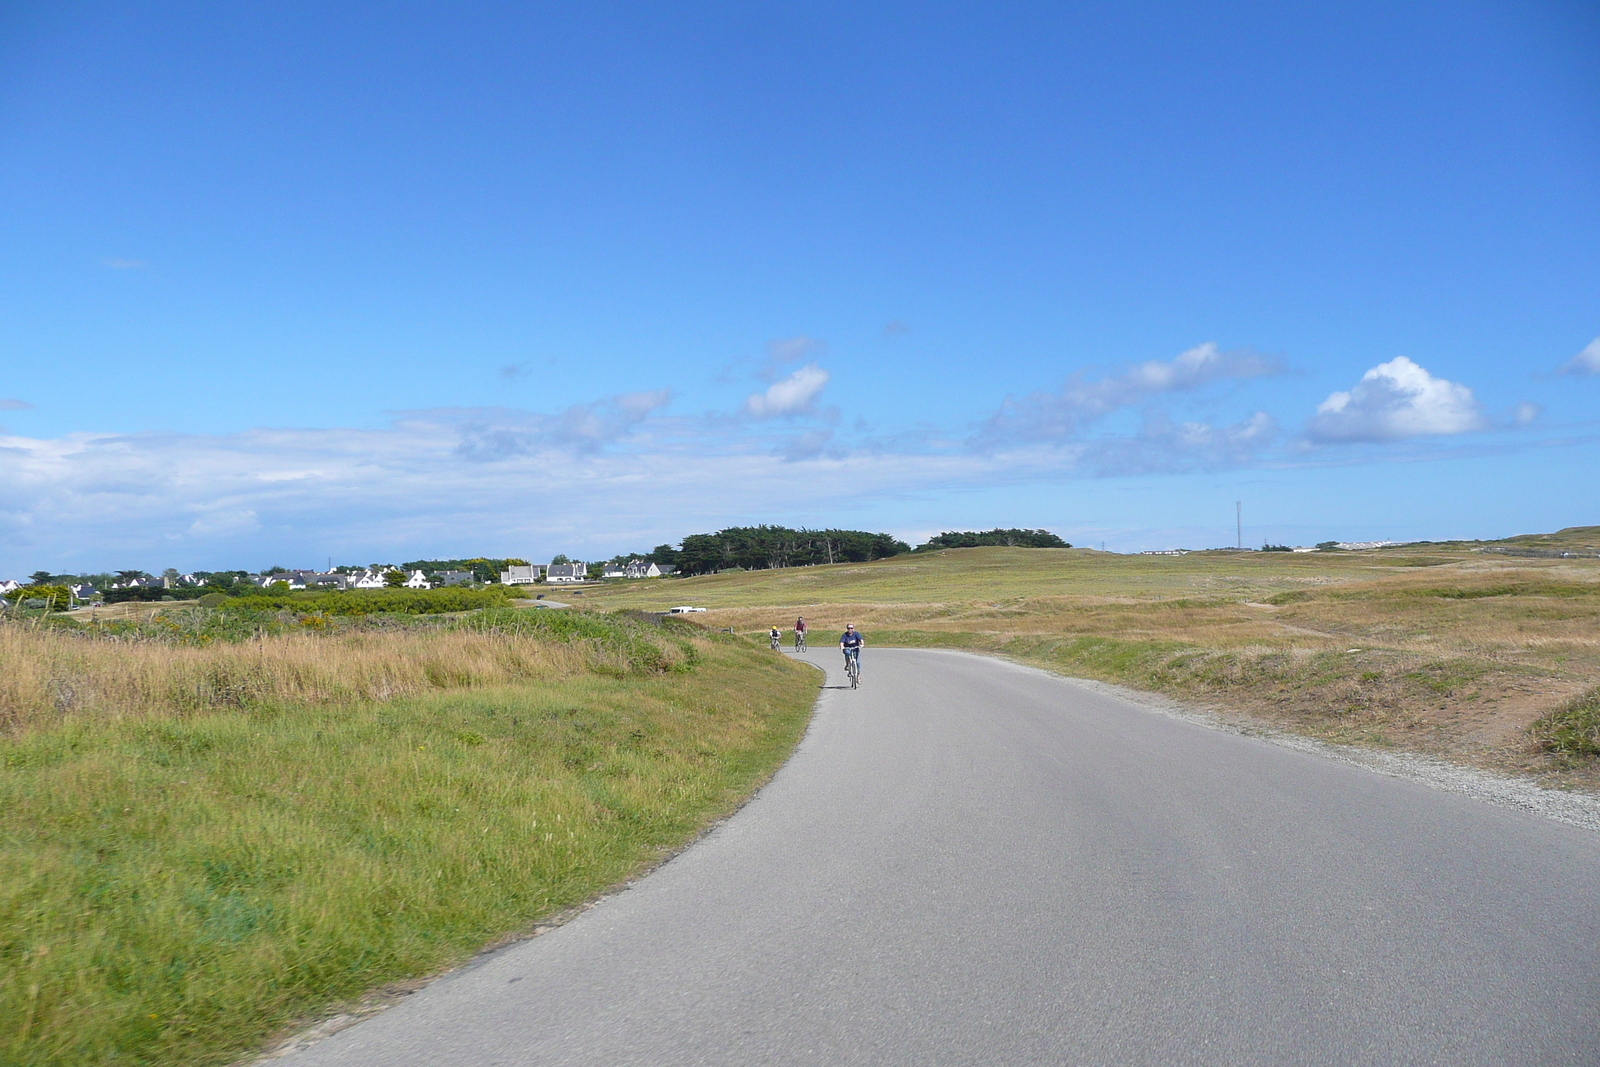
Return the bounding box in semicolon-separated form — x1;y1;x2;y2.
278;649;1600;1066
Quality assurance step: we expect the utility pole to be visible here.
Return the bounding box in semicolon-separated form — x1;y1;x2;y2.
1236;501;1242;550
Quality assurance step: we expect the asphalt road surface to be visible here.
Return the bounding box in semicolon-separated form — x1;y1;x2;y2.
277;648;1600;1066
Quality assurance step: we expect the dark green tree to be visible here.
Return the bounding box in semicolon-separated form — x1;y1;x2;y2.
915;529;1070;551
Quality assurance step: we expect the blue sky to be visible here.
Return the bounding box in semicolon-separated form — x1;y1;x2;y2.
1;1;1597;572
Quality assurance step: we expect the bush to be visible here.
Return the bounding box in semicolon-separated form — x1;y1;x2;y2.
1531;687;1600;756
223;587;514;616
5;584;69;611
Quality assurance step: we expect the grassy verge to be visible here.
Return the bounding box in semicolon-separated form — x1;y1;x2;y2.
1;612;816;1067
868;627;1544;747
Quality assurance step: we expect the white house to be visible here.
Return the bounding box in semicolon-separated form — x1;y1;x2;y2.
352;569;391;589
603;559;673;579
545;563;587;583
404;570;430;589
500;564;541;586
0;579;21;594
434;570;476;587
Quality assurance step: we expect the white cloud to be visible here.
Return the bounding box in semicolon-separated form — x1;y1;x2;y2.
1514;402;1541;426
743;364;830;418
1306;357;1488;444
976;342;1282;446
0;399;33;411
1557;337;1600;377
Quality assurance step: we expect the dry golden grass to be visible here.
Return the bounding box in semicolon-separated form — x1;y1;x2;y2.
0;626;607;734
0;605;713;736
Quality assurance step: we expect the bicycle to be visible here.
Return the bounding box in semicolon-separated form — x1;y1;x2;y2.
843;648;861;689
795;631;807;652
770;630;781;651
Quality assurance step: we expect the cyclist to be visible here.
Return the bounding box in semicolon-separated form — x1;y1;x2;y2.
839;622;863;684
769;625;782;651
794;616;808;652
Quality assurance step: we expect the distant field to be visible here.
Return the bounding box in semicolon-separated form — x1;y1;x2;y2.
578;529;1600;788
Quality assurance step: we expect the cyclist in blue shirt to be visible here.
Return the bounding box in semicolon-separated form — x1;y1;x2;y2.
840;623;863;682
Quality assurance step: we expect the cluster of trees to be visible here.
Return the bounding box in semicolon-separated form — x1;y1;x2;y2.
914;529;1070;551
667;526;911;576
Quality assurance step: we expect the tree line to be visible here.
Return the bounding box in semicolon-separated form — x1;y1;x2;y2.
913;529;1071;550
653;526;913;576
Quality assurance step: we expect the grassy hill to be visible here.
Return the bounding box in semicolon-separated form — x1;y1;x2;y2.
578;538;1600;786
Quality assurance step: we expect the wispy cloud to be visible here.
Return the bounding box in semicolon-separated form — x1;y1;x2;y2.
882;320;911;337
0;399;33;411
0;411;993;571
1557;337;1600;377
1080;411;1278;476
744;364;830;418
101;258;147;269
712;334;829;386
450;390;672;459
779;428;835;461
974;343;1282;447
1305;357;1488;444
759;335;827;381
0;374;1573;572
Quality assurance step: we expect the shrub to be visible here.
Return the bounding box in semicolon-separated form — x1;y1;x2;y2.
228;587;514;615
1531;687;1600;756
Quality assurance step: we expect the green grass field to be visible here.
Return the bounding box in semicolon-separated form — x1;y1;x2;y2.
578;530;1600;782
1;613;816;1067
